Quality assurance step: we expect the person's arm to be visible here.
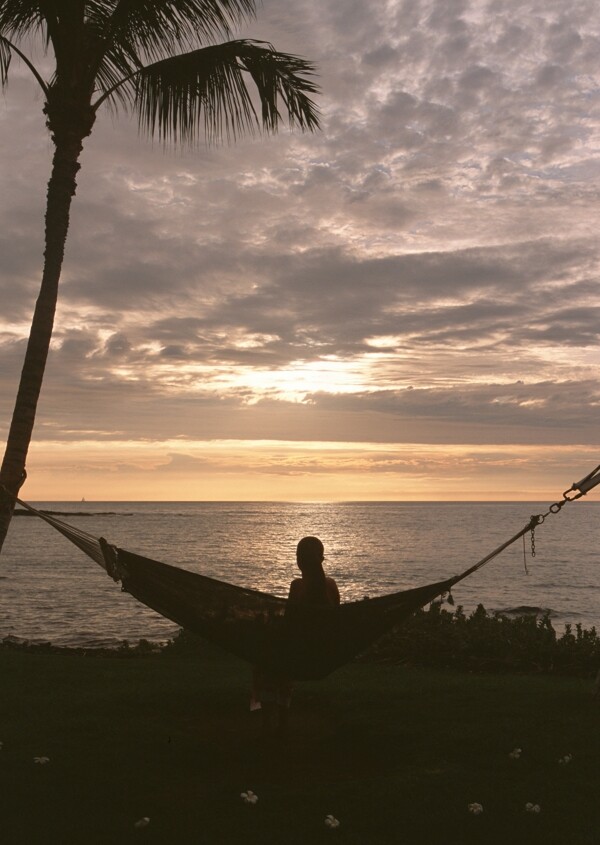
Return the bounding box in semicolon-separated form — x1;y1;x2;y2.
327;577;341;605
288;578;303;603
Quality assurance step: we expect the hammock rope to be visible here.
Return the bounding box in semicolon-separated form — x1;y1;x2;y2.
3;462;600;679
12;502;107;569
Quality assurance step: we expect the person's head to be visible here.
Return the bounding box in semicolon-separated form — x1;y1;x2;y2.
296;536;324;575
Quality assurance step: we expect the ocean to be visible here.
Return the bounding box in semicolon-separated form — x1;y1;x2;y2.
1;501;598;648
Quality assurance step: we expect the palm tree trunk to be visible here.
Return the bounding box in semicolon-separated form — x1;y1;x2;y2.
0;133;85;553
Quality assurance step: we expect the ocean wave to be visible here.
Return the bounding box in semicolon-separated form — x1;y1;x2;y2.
495;605;558;619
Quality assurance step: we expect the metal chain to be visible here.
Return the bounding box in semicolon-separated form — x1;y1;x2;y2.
530;522;536;558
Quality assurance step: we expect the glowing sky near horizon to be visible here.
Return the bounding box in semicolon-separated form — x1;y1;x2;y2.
1;0;600;501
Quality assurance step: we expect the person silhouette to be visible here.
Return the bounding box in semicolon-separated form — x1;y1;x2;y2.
250;536;340;733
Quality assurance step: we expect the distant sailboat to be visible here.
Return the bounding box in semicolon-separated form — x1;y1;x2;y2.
81;497;86;503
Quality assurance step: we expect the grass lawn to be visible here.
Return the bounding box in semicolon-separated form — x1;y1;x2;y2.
1;644;598;844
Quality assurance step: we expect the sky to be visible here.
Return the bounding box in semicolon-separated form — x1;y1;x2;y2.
1;0;600;502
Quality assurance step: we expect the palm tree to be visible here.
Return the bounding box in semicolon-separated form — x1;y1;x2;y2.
0;0;319;552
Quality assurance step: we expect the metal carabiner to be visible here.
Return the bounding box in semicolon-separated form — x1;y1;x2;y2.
564;463;600;499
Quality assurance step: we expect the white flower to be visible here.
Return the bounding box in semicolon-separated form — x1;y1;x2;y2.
241;790;258;805
325;815;340;828
33;756;50;764
508;747;522;759
134;817;150;828
468;803;484;815
558;753;573;765
525;803;541;814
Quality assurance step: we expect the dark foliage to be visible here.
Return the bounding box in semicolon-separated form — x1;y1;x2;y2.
362;603;600;677
160;627;207;655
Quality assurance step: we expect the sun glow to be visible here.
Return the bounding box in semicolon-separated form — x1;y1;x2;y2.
226;357;368;401
142;356;373;401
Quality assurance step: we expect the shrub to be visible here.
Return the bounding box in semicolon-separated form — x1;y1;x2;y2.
362;603;600;677
160;628;207;655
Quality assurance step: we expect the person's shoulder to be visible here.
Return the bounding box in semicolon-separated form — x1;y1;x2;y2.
325;576;338;587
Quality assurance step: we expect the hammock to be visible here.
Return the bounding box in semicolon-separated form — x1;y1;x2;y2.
10;465;600;680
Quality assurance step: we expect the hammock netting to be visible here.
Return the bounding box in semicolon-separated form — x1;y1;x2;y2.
106;546;460;680
11;464;600;680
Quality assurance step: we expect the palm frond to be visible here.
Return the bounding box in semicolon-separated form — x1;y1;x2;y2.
91;0;256;66
132;39;319;145
0;32;47;93
0;1;82;78
94;53;137;108
0;0;59;41
0;34;11;86
0;0;43;36
240;43;320;133
90;34;140;108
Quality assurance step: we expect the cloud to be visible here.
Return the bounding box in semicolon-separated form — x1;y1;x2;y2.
1;0;600;499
